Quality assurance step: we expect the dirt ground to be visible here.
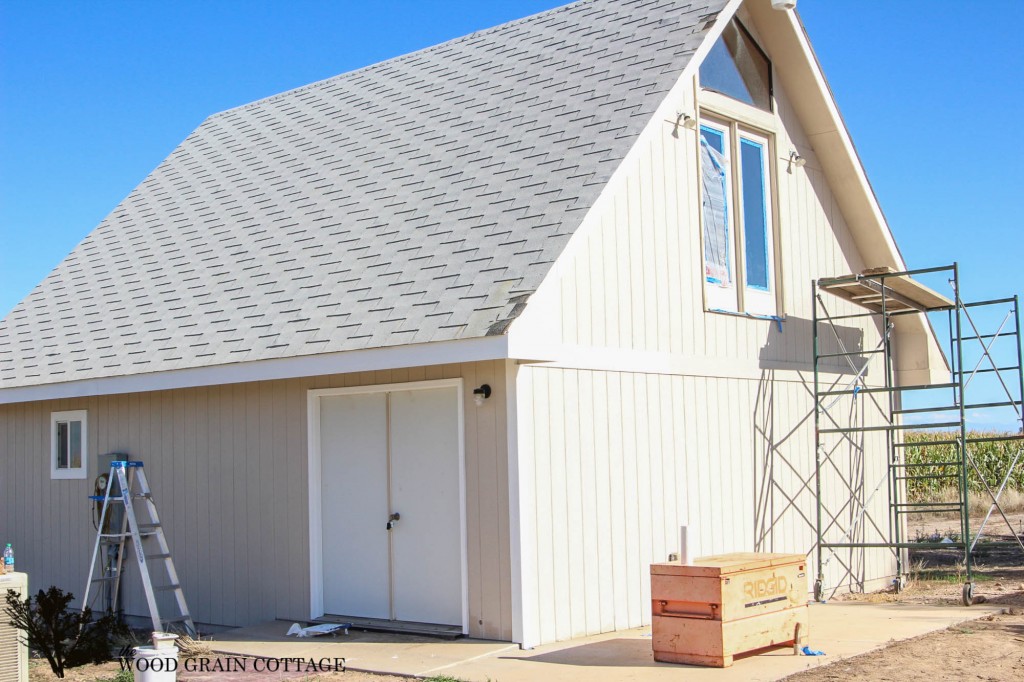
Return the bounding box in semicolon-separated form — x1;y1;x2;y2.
784;511;1024;681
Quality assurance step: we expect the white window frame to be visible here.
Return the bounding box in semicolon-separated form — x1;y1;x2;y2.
50;410;88;480
737;128;777;315
698;111;779;317
698;118;738;312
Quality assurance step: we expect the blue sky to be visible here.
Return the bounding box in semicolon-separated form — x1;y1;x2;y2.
1;0;1022;426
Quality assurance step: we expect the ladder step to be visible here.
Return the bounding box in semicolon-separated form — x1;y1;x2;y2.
146;553;172;560
155;583;181;592
137;523;162;532
91;576;117;583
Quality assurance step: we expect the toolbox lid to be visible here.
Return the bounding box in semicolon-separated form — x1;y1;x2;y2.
651;552;806;577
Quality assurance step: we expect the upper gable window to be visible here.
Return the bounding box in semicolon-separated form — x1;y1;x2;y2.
699;19;772;112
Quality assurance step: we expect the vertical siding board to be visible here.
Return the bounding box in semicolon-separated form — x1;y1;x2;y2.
601;212;620;349
576;370;600;636
258;383;276;619
547;370;572;641
619;374;642;626
632;375;653;626
207;385;224;625
462;362;484;634
605;373;628;630
561;370;586;637
190;389;207;621
615;194;633;348
591;372;615;633
493;361;513;641
531;369;555;644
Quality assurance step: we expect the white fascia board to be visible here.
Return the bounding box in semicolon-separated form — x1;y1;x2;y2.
0;335;511;405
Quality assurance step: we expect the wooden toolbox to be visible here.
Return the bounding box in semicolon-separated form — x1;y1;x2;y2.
651;552;809;667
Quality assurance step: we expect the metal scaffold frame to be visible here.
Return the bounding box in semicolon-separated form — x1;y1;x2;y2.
811;263;1024;605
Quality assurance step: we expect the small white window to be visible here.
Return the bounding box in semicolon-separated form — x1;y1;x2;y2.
51;410;87;480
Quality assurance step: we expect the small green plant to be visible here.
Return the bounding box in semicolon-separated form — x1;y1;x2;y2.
99;671;134;682
4;586;129;678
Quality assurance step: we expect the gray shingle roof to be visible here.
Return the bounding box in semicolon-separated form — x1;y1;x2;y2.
0;0;726;389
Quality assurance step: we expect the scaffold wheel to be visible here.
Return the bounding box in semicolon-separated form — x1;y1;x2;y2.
962;582;974;606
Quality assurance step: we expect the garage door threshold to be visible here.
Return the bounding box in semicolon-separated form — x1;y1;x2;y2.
316;614;463;639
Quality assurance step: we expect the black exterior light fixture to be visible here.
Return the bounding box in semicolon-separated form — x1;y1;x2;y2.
472;383;492;406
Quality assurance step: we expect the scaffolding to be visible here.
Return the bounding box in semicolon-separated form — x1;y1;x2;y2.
812;263;1024;605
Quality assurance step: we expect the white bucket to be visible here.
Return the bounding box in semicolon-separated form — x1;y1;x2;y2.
132;645;178;682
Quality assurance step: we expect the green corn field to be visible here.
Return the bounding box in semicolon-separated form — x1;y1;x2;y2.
904;431;1024;500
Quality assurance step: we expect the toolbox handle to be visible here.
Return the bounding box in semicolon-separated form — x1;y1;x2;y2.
653;599;720;620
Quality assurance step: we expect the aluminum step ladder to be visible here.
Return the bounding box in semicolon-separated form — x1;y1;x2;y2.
83;461;196;636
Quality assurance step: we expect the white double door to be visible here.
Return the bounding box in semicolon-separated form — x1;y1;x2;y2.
319;385;463;626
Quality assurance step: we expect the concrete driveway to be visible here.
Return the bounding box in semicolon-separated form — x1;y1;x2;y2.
208;601;1000;681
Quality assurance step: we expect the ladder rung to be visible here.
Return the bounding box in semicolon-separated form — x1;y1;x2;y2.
893;405;959;415
894;440;961;448
892;497;962;507
819;421;961;434
891;461;962;467
953;332;1016;342
896;474;960;481
146;553;172;560
965;434;1024;444
137;523;162;532
818;382;956;397
163;615;193;624
964;400;1022;411
816;348;886;359
968;365;1021;375
91;576;117;583
155;584;181;592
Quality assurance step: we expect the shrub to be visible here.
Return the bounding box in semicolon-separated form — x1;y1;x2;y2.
4;586;128;678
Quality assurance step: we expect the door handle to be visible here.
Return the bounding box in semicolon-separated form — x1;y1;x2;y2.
386;512;400;530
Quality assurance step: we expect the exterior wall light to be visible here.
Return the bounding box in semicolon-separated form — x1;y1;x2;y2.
472;384;492;406
672;112;697;138
788;151;806;173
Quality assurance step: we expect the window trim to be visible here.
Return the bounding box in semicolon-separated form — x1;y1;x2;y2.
50;410;88;480
698;17;774;114
697;111;782;317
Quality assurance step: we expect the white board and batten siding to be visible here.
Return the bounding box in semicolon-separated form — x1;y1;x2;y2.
511;41;895;645
0;360;514;641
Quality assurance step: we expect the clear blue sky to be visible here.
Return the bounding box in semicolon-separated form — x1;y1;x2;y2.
1;0;1022;426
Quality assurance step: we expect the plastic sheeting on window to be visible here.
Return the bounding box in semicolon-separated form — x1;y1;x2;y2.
700;135;732;287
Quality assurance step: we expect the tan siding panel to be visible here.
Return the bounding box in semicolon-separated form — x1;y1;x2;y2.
0;361;511;639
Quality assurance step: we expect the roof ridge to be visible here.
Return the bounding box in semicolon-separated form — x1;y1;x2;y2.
209;0;594;119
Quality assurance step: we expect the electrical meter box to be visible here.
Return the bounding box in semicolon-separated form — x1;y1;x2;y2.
651;552;808;667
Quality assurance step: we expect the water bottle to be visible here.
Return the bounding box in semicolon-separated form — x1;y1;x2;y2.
3;544;12;573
